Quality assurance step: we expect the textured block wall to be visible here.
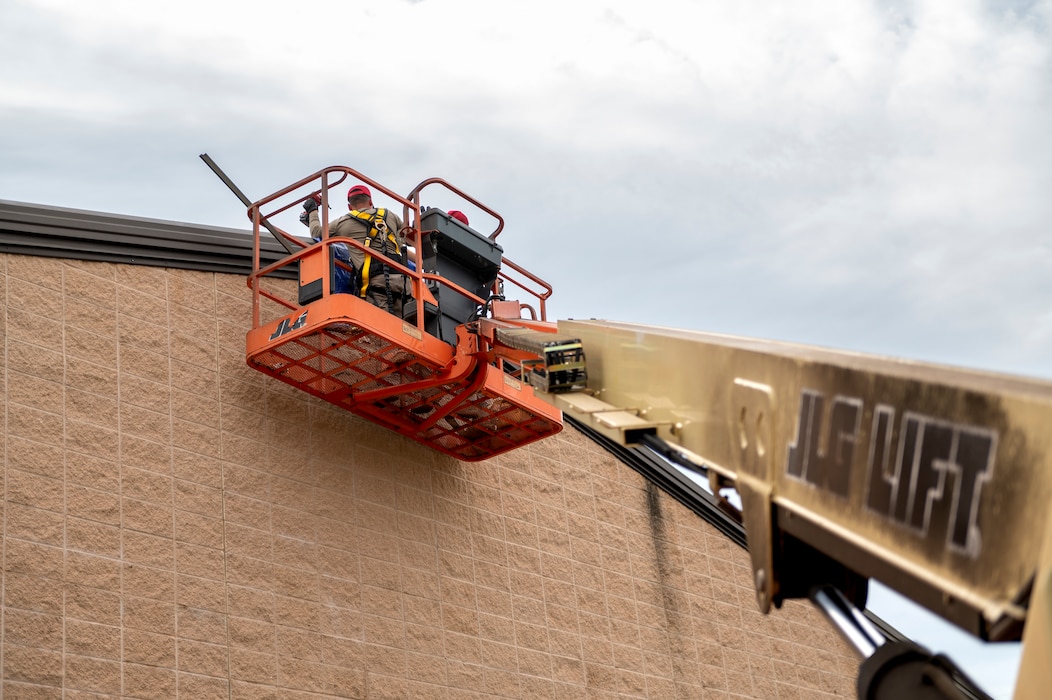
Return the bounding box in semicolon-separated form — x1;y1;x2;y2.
0;253;858;698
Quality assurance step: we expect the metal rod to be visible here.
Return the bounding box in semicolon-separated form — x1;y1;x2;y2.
811;585;886;659
199;153;298;255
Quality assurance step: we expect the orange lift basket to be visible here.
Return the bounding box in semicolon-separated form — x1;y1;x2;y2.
243;167;585;461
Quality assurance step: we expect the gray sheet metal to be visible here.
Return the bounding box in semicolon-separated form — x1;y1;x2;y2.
0;199;294;277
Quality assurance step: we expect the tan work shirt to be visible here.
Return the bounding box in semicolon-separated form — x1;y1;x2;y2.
308;207;405;278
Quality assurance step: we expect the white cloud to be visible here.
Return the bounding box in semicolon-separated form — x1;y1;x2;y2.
1;3;1049;363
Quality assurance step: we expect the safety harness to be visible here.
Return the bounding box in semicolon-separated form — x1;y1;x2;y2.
350;208;404;312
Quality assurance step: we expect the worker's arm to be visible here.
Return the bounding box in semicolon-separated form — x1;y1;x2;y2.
307;208;329;241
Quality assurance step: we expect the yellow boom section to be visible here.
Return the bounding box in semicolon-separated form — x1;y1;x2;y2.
538;319;1052;656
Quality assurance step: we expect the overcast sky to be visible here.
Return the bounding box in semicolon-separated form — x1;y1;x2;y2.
4;0;1051;377
2;0;1049;696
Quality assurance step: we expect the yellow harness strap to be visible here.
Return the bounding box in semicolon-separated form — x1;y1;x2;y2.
349;208;399;297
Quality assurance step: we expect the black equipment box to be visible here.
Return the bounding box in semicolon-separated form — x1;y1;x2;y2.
404;208;504;344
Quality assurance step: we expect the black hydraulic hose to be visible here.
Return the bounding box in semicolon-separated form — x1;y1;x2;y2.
564;416;747;549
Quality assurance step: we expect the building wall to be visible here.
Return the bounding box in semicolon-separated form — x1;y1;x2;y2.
0;252;858;699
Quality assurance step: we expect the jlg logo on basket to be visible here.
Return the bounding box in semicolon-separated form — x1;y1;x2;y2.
786;389;997;558
269;311;308;341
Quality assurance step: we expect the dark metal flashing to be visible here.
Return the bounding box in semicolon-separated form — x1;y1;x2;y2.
0;199;295;278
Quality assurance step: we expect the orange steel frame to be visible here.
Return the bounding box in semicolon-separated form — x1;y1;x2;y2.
246;167;554;330
243;166;563;461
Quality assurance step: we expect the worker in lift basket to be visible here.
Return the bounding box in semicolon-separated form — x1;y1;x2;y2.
302;184;408;317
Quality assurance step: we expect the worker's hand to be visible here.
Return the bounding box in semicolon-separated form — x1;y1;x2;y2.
298;211;310;227
303;198;319;214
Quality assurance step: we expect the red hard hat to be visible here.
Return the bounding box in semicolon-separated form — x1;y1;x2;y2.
448;210;469;225
347;184;372;199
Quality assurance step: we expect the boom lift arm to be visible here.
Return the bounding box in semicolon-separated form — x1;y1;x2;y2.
534;320;1052;700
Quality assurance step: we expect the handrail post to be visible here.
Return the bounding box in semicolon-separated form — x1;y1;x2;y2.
251;206;261;329
321;171;330;299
